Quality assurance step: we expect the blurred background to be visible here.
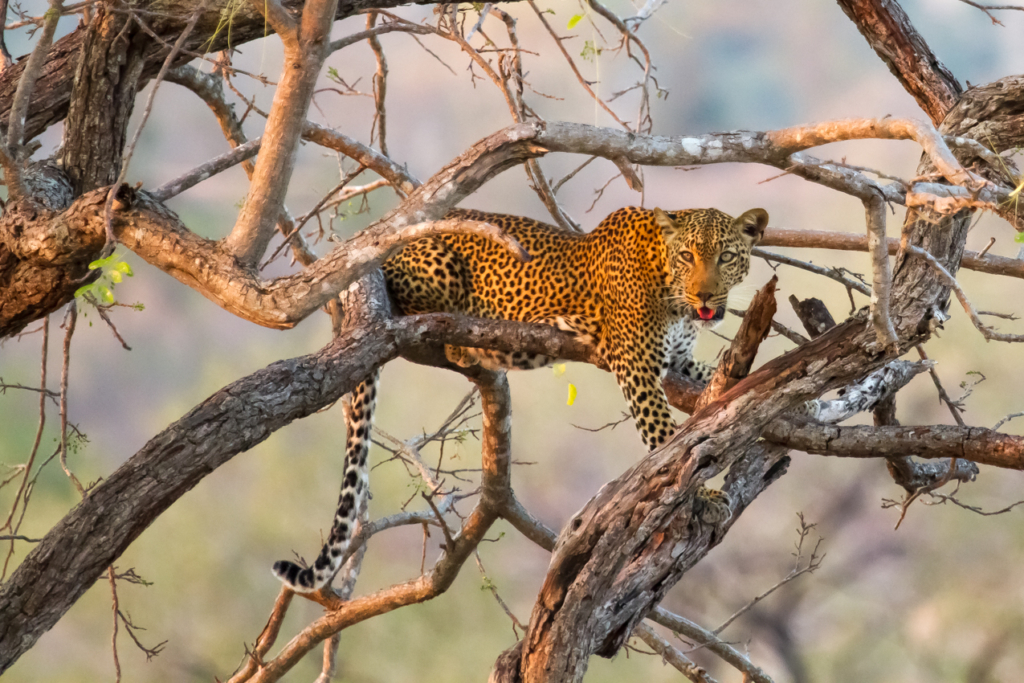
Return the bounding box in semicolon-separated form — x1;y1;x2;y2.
2;0;1024;680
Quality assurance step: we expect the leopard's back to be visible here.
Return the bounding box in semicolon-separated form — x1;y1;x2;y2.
383;209;598;323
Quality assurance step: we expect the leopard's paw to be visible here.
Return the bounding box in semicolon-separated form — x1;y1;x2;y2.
444;344;475;368
794;397;819;419
693;486;732;525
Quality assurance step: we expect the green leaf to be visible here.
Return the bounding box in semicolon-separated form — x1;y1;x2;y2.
567;383;577;406
567;13;583;29
74;283;95;298
88;254;118;270
109;270;123;284
96;285;115;304
1015;232;1024;243
115;261;133;276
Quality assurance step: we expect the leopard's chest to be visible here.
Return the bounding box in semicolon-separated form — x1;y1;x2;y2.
662;315;698;376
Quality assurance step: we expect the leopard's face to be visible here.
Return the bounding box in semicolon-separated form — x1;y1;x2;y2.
654;207;769;326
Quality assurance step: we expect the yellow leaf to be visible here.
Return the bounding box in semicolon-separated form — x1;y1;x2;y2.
567;383;577;406
552;363;567;377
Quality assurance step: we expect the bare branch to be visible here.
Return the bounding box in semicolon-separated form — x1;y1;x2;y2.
712;516;824;635
327;20;431;53
633;623;718;683
760;226;1024;281
755;247;871;296
149;138;261;202
956;0;1024;25
225;0;340;265
648;608;775;683
58;303;84;496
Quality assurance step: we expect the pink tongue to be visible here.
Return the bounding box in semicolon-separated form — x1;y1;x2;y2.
698;307;715;320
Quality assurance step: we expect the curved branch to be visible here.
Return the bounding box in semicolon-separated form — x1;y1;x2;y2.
62;187;527;329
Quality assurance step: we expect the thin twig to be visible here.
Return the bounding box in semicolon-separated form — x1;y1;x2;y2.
1;317;47;579
475;552;525;636
727;307;809;346
712;514;824;635
59;303;84;496
924;486;1024;516
956;0;1024;25
527;0;631;130
263;165;367;267
907;245;1024;342
993;411;1024;431
108;567;122;683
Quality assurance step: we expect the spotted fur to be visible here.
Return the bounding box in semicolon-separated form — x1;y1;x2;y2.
273;206;768;591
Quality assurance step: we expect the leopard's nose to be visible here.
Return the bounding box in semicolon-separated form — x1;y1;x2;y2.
696;291;713;305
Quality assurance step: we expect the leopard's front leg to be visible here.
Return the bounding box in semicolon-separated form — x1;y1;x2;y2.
608;333;732;525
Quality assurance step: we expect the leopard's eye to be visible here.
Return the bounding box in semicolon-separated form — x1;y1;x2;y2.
719;252;736;264
678;251;695;264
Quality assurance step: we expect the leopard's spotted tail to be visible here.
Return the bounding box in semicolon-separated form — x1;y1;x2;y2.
272;371;379;592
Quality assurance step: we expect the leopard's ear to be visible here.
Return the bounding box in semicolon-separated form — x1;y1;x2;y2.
735;208;768;245
652;207;678;239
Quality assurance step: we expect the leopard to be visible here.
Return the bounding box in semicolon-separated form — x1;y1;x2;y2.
272;205;769;592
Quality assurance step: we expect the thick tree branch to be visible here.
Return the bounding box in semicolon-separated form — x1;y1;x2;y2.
835;0;962;123
507;275;784;682
10;115;995;339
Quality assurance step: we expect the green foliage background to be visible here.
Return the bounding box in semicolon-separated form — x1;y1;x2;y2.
3;1;1024;681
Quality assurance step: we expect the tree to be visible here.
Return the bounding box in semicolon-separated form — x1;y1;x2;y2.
2;0;1024;680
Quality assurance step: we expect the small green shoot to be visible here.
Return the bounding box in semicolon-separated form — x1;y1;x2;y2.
75;253;135;305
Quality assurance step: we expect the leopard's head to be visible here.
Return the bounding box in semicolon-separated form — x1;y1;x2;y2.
654;207;768;325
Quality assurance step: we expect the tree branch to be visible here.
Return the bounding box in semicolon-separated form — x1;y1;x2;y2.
776;420;1021;470
835;0;962;123
761;227;1024;281
225;0;339;264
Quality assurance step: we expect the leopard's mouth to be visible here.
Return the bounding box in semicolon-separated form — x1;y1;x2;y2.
685;305;725;324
